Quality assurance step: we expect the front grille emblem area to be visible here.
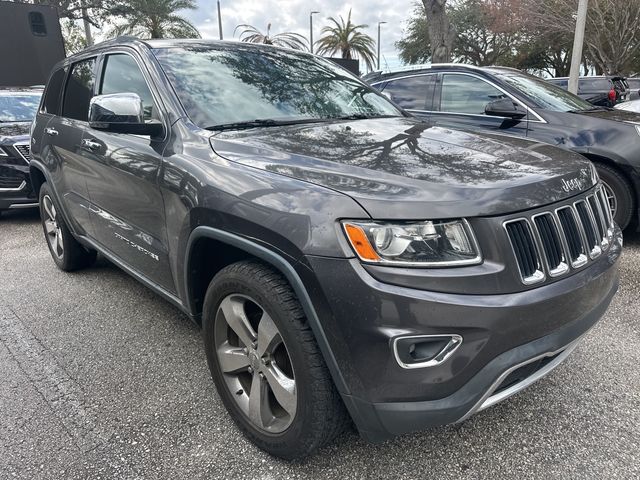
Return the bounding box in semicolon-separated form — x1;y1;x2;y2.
504;185;613;285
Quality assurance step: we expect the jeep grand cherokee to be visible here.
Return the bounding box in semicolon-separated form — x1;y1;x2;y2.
30;38;621;459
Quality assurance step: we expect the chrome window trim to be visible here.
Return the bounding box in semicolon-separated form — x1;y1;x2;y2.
438;72;547;123
503;217;546;285
392;334;463;369
374;71;547;124
0;180;27;192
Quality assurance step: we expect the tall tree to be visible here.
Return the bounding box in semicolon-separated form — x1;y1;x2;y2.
234;24;308;50
108;0;200;39
522;0;640;75
421;0;455;63
314;9;377;72
396;3;431;64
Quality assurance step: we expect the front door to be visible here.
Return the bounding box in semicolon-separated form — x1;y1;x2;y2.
81;52;174;292
429;73;529;138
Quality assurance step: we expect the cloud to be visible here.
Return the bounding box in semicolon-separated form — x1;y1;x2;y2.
181;0;417;71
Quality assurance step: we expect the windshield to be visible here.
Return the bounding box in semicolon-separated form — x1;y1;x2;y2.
0;93;42;122
153;45;402;129
495;72;593;112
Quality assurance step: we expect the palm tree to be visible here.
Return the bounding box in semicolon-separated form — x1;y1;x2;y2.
234;23;308;51
109;0;200;39
314;10;377;71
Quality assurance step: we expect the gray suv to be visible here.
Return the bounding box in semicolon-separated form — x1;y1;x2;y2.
30;38;621;459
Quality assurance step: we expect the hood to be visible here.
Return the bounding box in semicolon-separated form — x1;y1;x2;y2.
211;117;596;219
573;107;640;124
0;121;30;144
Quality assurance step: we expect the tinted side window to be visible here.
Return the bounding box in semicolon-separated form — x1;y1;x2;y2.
440;74;506;114
63;58;96;121
100;54;156;120
42;67;67;115
29;12;47;36
580;78;609;91
381;75;435;110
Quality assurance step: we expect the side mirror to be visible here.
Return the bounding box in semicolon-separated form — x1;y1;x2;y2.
485;98;527;120
88;93;163;136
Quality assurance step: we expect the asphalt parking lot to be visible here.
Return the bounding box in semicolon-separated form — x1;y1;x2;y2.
1;209;639;479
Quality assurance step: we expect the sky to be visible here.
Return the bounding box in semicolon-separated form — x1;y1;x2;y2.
180;0;419;72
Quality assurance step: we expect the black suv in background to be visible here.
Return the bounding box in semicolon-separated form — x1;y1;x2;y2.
0;86;42;214
30;39;621;459
365;65;640;230
547;75;629;107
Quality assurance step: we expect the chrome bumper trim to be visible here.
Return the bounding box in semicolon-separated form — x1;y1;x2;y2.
457;335;583;423
0;180;26;192
8;202;39;209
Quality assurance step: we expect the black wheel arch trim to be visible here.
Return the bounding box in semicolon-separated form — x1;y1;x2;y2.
184;226;352;397
29;160;79;237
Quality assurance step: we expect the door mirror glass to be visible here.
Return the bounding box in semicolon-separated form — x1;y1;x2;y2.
484;98;527;119
88;93;162;136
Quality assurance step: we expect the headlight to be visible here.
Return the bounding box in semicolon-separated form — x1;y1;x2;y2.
0;147;8;157
342;219;482;266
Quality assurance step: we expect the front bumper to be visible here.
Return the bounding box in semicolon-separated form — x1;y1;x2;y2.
300;226;622;442
0;160;37;211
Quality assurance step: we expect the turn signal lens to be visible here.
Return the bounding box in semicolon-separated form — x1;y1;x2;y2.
343;223;381;261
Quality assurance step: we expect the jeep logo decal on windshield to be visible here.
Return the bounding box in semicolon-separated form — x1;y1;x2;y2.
561;177;585;193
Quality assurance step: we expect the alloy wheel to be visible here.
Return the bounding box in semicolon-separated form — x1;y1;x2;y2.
214;294;297;433
42;195;64;260
601;181;618;220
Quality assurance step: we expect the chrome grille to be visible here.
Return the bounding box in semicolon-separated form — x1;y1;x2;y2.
14;144;31;162
505;186;613;285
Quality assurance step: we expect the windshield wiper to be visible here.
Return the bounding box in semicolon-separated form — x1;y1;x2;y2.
568;106;608;113
328;114;397;121
205;118;325;132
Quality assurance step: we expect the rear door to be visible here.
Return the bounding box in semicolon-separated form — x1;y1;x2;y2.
375;74;437;121
36;58;97;234
429;72;529;138
81;51;174;292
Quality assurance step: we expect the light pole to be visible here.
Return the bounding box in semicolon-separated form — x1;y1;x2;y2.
377;21;387;70
217;0;223;40
568;0;588;94
310;11;319;54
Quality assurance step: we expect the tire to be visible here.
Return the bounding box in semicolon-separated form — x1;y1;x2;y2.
202;260;349;460
39;182;97;271
594;163;635;229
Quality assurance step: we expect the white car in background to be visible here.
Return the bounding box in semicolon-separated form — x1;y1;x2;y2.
614;99;640;113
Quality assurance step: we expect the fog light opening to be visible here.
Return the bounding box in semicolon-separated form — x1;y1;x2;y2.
393;334;463;369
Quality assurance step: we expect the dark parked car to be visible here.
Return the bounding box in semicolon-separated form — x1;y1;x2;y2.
30;39;621;459
365;65;640;230
546;75;629;107
0;86;42;214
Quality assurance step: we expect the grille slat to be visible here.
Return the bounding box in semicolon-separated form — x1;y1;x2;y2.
505;220;540;282
534;214;564;272
505;186;612;285
575;200;598;254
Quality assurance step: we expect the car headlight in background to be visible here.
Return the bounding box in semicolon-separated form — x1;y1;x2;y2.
342;219;482;266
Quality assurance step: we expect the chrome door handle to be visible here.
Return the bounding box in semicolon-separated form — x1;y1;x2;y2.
81;139;102;151
44;127;59;136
